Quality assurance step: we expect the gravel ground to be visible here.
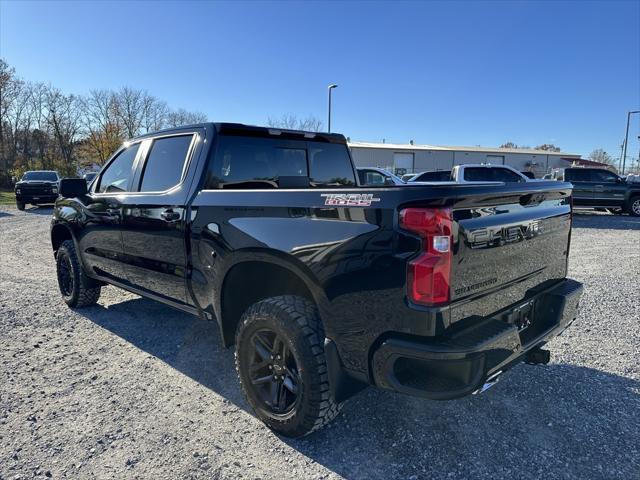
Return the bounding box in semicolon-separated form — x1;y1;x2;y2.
1;205;639;480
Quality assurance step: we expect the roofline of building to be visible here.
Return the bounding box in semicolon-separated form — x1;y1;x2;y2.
347;141;580;157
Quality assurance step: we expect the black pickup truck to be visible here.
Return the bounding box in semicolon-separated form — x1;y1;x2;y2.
15;170;60;210
561;167;640;216
51;123;583;437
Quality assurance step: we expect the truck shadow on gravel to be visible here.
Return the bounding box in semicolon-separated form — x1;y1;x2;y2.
24;205;55;215
572;211;640;230
79;296;640;479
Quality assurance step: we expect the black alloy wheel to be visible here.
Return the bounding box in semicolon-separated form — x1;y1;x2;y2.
57;251;74;297
247;329;301;414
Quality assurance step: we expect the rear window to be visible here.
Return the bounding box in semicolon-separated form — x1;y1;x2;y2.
414;171;451;182
463;167;524;183
205;136;355;189
139;135;194;192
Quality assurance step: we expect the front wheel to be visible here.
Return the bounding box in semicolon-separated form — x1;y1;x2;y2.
627;197;640;217
56;239;101;307
235;295;342;437
16;201;25;210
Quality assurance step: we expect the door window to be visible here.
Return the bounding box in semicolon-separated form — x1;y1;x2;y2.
564;169;591;182
591;170;619;183
97;143;140;193
139;135;194;192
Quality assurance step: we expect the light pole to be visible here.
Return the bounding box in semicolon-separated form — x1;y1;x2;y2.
622;110;640;174
327;84;338;133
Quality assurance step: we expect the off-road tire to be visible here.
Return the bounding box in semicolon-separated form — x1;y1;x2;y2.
16;201;25;211
627;197;640;217
56;239;101;307
235;295;342;437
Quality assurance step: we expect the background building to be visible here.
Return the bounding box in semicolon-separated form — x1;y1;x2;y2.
348;141;586;178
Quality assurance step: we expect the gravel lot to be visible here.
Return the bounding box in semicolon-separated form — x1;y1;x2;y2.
1;205;639;480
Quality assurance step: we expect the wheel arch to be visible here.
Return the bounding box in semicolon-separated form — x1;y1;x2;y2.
51;223;75;254
216;251;326;347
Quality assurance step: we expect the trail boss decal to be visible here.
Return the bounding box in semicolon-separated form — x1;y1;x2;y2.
321;193;381;207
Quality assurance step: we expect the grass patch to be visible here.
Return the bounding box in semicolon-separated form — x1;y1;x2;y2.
0;189;16;205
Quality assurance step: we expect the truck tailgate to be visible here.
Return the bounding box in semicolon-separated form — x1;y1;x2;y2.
449;191;572;323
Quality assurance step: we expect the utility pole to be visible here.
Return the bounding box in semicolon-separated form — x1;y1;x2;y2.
619;141;625;172
622;110;640;174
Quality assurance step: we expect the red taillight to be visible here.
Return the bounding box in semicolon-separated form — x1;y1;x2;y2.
399;207;453;306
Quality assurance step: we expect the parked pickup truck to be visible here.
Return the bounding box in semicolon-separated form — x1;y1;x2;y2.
409;164;534;183
560;167;640;216
51;123;583;437
15;170;60;210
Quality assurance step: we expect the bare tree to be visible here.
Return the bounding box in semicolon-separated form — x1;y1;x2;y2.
588;148;614;165
1;64;31;180
142;96;168;133
534;144;561;152
46;87;83;176
1;58;211;178
81;89;123;165
266;114;324;132
166;108;207;128
29;83;52;170
115;86;146;138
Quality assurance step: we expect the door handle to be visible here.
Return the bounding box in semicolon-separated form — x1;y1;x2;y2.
160;209;181;222
594;185;604;190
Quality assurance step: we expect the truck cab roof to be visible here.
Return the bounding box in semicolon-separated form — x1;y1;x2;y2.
128;122;347;145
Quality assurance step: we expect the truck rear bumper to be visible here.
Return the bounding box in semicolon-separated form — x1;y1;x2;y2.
371;278;583;400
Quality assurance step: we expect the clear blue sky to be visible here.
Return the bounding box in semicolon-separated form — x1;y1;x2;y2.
1;0;639;158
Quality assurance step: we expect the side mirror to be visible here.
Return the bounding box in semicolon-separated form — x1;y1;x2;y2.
616;177;624;183
384;177;395;186
59;178;88;198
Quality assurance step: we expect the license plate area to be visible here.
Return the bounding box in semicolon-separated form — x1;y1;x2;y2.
511;300;534;332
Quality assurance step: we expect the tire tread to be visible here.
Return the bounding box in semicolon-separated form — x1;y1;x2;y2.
235;295;342;436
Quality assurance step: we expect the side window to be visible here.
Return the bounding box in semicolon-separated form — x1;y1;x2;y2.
97;144;140;193
565;169;591;182
359;170;386;185
139;135;193;192
592;170;618;183
206;136;308;189
417;171;451;181
308;143;356;187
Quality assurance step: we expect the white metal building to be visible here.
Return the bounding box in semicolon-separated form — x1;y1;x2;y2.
348;141;582;178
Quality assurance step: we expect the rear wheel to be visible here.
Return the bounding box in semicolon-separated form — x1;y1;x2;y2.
627;197;640;217
16;201;25;210
56;239;101;307
235;295;341;437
